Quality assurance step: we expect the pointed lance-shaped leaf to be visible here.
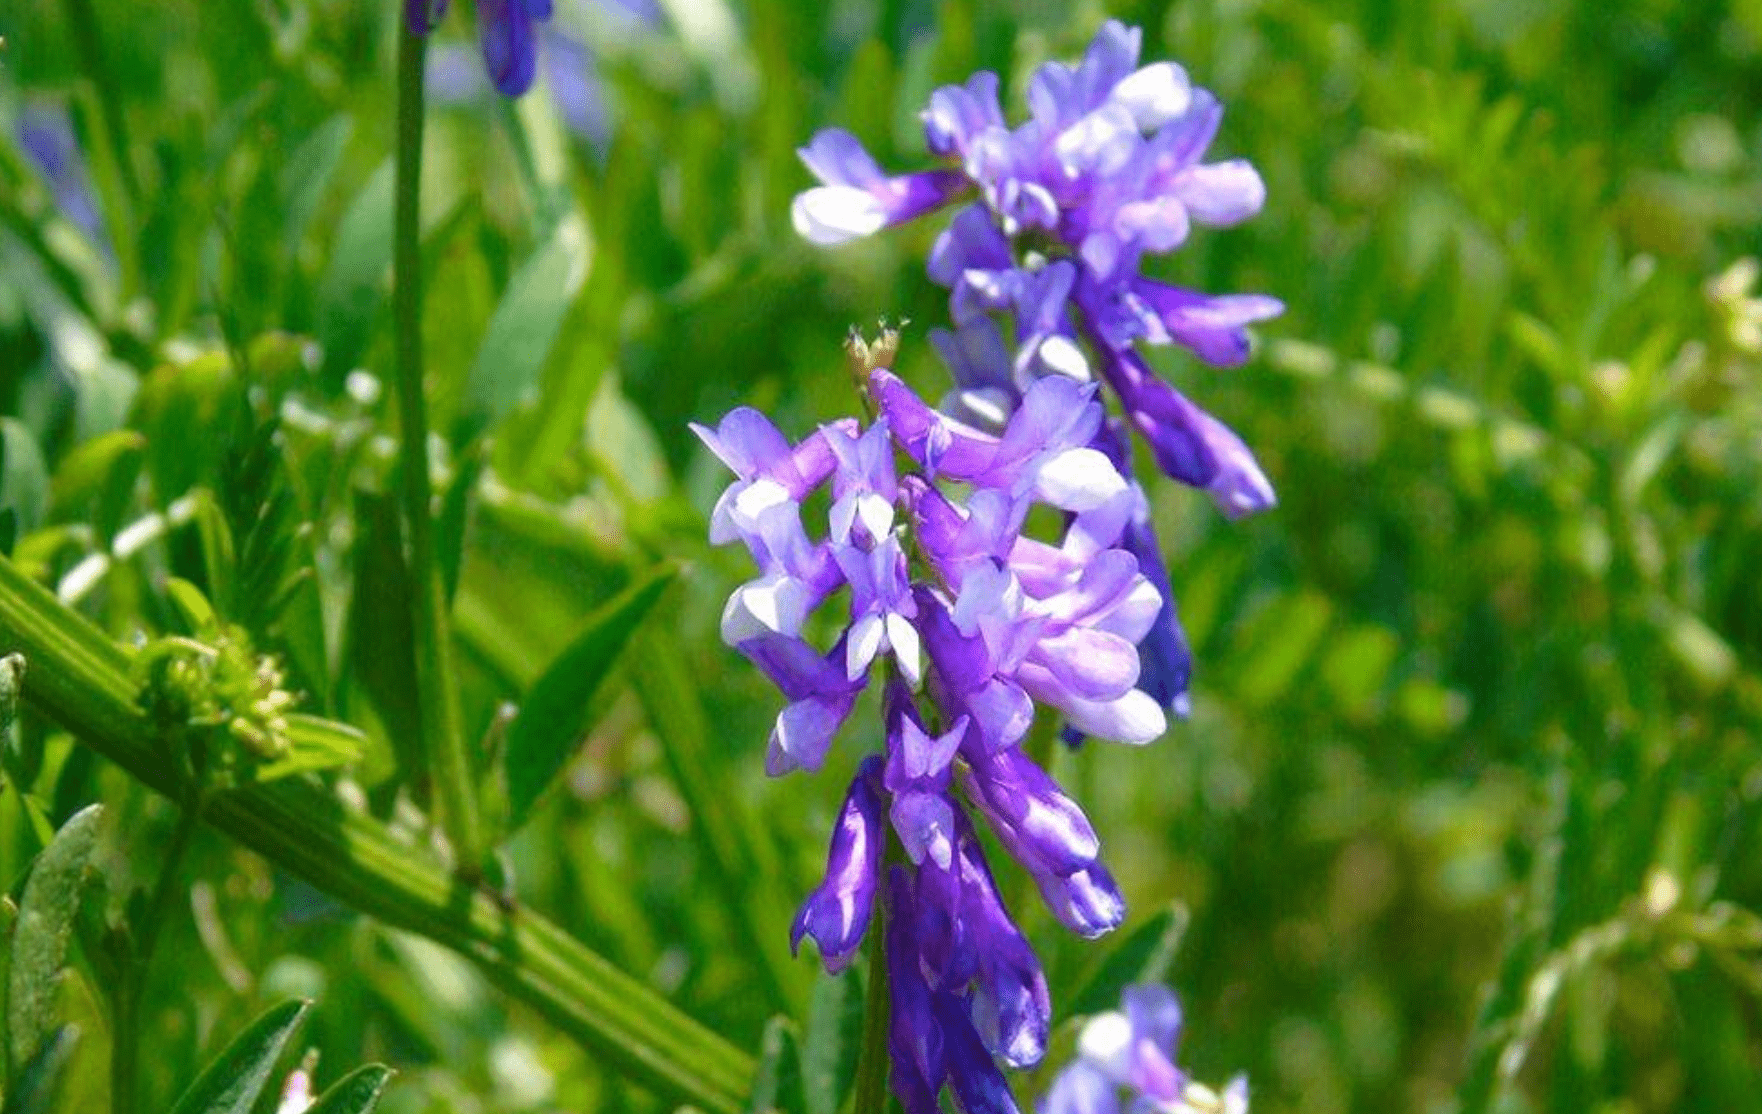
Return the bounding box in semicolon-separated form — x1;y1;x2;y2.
167;999;311;1114
503;562;679;831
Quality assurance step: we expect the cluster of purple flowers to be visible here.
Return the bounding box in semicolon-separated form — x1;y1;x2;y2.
406;0;554;96
703;18;1277;1112
1040;985;1248;1114
698;361;1169;1112
793;19;1283;722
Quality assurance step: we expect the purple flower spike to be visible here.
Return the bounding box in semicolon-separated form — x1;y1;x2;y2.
824;418;899;547
793;129;970;245
1034;864;1125;939
835;537;921;684
924;72;1006;160
960;744;1101;879
882;681;966;869
791;758;885;972
949;818;1051;1068
936;992;1025;1114
1039;1062;1118;1114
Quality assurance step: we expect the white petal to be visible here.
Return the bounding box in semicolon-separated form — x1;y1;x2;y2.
731;477;793;533
885;611;922;686
720;576;810;645
1110;62;1192;131
855;492;895;543
1077;1011;1134;1083
846;613;884;680
1062;687;1167;744
1036;334;1091;380
791;186;888;245
1034;447;1128;511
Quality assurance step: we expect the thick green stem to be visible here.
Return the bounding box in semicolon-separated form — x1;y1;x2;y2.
850;861;893;1114
0;556;754;1112
393;21;482;877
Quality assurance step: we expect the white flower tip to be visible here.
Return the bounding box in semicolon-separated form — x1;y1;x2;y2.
792;187;888;245
1037;334;1092;380
1077;1011;1134;1080
1112;62;1192;131
1035;448;1128;512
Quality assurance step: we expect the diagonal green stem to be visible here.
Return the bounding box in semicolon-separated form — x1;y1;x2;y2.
0;555;754;1112
393;18;482;876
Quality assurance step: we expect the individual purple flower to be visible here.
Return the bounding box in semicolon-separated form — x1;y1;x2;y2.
407;0;554;97
1038;985;1249;1114
1097;346;1274;519
792;130;970;246
791;757;885;971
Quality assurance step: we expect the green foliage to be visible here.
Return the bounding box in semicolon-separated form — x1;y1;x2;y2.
5;805;101;1079
1;0;1760;1111
166;999;310;1114
502;561;678;831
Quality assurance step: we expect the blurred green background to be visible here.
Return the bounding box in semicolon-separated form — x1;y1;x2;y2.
2;0;1761;1111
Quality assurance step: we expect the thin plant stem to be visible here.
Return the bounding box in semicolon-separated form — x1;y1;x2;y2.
110;796;202;1114
393;18;483;878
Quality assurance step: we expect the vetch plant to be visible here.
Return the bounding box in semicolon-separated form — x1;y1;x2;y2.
702;20;1287;1111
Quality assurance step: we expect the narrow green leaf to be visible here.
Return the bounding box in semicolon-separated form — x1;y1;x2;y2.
6;804;103;1075
345;488;423;788
164;577;218;634
502;563;677;830
436;447;482;604
46;429;146;541
317;161;395;381
747;1017;805;1114
281;115;355;261
1067;902;1190;1018
0;420;48;539
460;213;590;436
306;1064;395;1114
799;968;863;1114
167;999;310;1114
1;1025;79;1114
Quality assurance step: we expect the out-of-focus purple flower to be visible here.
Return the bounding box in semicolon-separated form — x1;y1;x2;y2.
479;0;553;97
16;103;110;257
791;757;885;971
1038;984;1249;1114
408;0;553;98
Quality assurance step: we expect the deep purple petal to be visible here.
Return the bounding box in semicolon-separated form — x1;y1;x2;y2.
790;759;885;970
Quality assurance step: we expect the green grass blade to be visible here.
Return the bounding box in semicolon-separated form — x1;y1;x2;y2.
167;999;309;1114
